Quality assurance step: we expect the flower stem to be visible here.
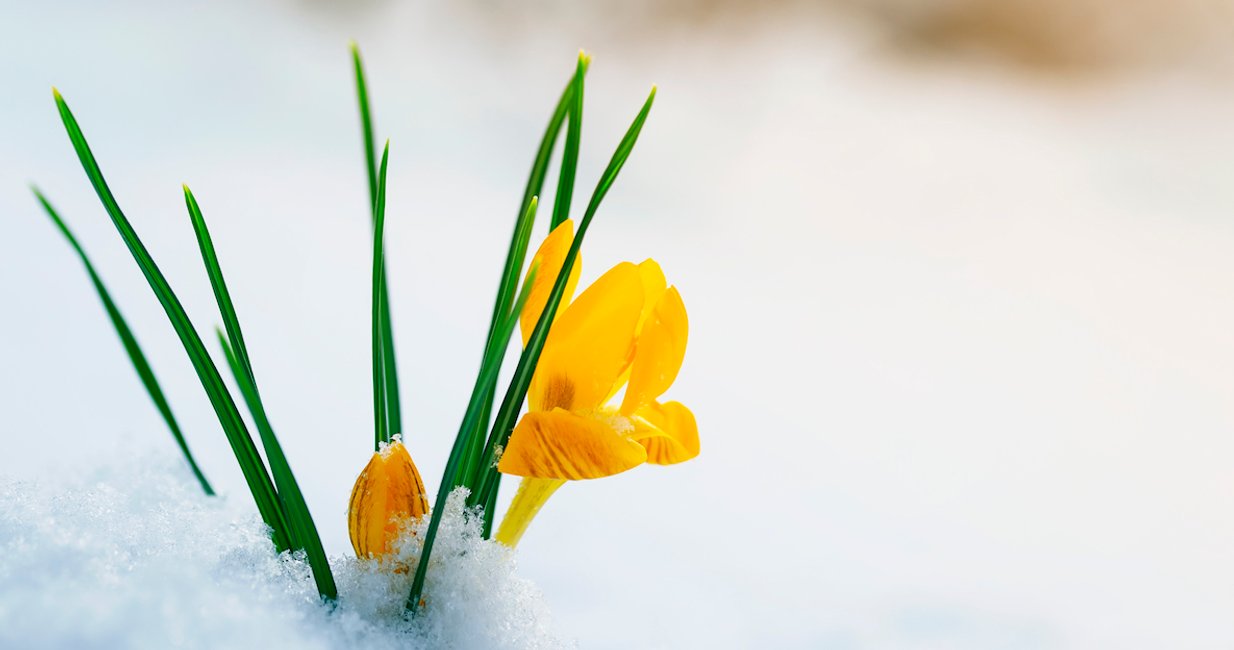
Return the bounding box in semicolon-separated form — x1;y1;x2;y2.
495;477;565;547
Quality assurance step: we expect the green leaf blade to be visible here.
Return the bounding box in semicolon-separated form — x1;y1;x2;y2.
217;331;338;601
353;44;403;443
485;58;590;341
549;53;587;230
408;68;655;614
403;302;525;613
453;62;592;498
183;187;256;387
458;197;539;490
53;89;291;551
471;84;657;512
351;42;379;215
371;143;392;450
32;186;215;496
456;59;594;497
184;185;336;601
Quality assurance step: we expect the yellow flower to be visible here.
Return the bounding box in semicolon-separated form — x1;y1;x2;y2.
347;439;430;559
495;220;699;546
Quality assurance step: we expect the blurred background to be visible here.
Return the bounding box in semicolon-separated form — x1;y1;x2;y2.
3;0;1234;647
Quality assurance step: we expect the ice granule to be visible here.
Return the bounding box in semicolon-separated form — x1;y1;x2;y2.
0;452;571;650
376;433;405;458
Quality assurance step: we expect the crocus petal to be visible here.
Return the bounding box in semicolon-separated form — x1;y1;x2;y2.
635;258;667;331
520;219;582;346
620;286;688;414
630;400;699;465
348;441;430;558
529;262;644;412
498;408;648;480
604;259;669;403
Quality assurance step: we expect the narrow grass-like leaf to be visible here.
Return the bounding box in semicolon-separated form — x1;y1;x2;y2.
550;53;587;230
408;80;655;614
404;259;534;613
371;143;392;449
467;265;539;529
352;42;379;213
217;331;338;601
455;62;593;495
188;186;337;601
32;186;214;496
457;197;539;488
183;188;259;392
454;60;596;500
353;43;402;444
466;270;535;522
183;186;301;546
53;89;291;551
471;85;657;512
480;474;500;538
458;252;540;488
486;58;590;340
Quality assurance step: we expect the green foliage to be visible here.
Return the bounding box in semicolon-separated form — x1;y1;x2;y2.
31;186;214;496
53;89;292;552
185;185;337;600
217;331;338;601
370;143;393;450
456;197;539;487
403;256;538;613
471;84;657;514
550;54;588;230
452;57;593;500
352;43;403;447
406;59;657;613
44;45;658;616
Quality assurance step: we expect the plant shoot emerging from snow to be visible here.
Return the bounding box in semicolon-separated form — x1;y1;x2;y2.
34;42;694;638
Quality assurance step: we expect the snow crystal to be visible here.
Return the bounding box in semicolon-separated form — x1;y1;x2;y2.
0;453;570;650
376;433;405;459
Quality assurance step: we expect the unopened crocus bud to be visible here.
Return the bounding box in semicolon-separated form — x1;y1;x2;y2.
347;439;429;559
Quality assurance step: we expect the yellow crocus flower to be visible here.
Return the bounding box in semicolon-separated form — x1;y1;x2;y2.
495;220;699;547
348;439;430;559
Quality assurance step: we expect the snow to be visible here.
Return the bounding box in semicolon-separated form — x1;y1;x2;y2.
0;453;568;650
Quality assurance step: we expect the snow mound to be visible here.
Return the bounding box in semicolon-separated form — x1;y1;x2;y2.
0;453;569;650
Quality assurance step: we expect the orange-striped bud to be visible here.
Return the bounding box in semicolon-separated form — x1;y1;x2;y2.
347;440;430;559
